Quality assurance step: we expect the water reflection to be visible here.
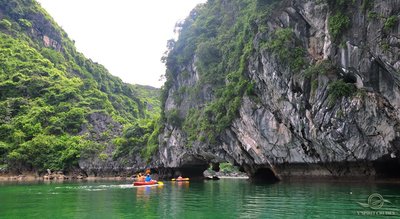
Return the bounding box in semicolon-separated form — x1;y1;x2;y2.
173;181;190;189
135;186;152;200
134;186;163;217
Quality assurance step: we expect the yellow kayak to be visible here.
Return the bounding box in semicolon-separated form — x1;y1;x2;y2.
172;177;190;181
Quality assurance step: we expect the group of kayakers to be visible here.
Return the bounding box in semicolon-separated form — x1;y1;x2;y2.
133;169;189;185
135;169;153;182
135;173;153;182
134;173;185;182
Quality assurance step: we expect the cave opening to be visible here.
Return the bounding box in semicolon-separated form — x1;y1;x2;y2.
373;158;400;178
157;164;210;180
342;72;357;84
251;167;280;182
203;162;249;179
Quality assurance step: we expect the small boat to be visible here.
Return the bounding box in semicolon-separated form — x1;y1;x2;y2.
204;176;220;180
133;180;159;186
172;177;190;181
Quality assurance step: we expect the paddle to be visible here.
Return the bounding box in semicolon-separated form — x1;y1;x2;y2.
157;181;164;185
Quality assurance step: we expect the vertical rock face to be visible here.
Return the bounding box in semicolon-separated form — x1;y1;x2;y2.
158;0;400;180
77;113;125;177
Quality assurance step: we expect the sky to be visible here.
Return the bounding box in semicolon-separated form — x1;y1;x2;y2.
36;0;207;88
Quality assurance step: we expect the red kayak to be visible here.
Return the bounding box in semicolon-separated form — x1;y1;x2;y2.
133;181;158;186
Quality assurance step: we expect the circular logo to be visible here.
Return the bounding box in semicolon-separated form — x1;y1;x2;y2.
368;193;385;210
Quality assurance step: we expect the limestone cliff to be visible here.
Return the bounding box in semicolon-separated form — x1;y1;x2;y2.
0;0;160;176
157;0;400;180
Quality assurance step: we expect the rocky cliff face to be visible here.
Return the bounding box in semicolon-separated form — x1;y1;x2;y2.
157;0;400;180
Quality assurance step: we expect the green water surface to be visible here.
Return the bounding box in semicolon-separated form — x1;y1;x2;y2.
0;179;399;218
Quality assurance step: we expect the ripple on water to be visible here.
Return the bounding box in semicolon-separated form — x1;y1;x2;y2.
54;184;134;191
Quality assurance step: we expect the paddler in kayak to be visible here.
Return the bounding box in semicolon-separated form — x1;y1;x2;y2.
172;175;189;181
145;173;152;182
136;173;145;182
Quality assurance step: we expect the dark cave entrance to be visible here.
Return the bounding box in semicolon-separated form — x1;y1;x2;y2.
157;164;210;180
373;157;400;178
250;167;280;182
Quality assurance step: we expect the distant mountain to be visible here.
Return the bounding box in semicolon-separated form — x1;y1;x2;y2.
0;0;160;176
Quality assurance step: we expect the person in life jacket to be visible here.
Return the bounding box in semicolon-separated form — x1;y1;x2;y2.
145;174;152;182
136;173;145;182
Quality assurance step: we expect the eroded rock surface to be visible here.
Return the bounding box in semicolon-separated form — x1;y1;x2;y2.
157;0;400;180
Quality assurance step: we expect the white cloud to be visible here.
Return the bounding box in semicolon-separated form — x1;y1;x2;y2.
36;0;206;87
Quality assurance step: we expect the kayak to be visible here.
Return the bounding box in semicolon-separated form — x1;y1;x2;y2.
133;181;158;186
172;177;190;181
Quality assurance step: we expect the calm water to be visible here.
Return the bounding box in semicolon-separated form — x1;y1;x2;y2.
1;179;399;218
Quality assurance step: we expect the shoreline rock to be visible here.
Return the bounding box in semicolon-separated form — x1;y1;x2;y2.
0;174;135;182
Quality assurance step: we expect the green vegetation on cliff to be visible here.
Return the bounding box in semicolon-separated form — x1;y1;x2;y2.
327;80;356;106
0;0;160;173
328;12;350;41
164;0;257;144
263;28;306;72
162;0;295;145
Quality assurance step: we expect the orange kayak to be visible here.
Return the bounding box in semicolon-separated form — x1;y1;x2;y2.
133;181;158;186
